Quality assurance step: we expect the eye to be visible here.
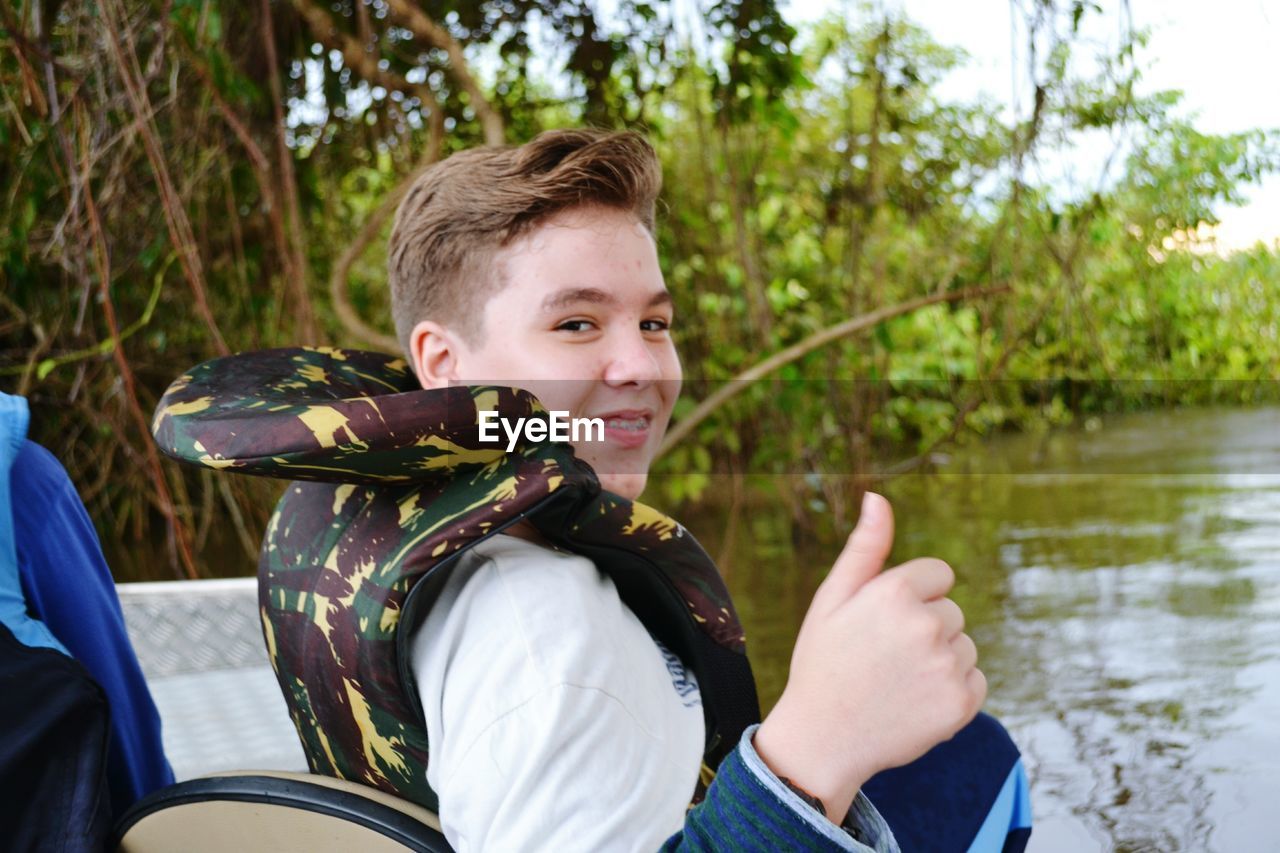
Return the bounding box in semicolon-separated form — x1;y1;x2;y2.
555;319;597;333
641;318;671;333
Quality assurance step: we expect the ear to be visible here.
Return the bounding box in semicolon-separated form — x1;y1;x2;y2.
409;319;466;390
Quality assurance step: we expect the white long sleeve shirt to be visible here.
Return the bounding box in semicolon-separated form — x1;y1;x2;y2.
409;534;707;851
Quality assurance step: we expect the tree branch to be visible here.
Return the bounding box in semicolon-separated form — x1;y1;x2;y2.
260;0;317;343
872;280;1058;480
329;136;442;352
328;185;415;353
100;0;229;355
75;102;199;580
657;284;1013;456
324;21;447;355
384;0;505;146
183;50;299;334
289;0;443;118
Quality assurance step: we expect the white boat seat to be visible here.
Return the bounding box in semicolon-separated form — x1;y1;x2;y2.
113;770;450;853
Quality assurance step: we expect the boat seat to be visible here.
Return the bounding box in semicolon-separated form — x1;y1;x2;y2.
113;770;451;852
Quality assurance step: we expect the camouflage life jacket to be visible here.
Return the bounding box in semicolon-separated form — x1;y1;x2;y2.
151;346;760;812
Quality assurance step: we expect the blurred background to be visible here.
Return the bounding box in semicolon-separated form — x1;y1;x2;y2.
2;0;1277;849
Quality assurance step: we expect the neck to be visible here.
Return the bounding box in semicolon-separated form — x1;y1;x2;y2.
500;519;556;549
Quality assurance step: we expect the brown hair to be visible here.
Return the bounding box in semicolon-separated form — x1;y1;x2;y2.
387;128;662;353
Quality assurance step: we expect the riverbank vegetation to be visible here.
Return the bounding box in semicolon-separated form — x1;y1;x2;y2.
2;0;1277;578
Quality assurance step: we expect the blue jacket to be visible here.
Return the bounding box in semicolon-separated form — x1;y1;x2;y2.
1;391;174;818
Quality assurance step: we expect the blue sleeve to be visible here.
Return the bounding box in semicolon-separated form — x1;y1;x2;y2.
12;439;175;816
659;725;899;852
862;711;1032;853
965;758;1032;853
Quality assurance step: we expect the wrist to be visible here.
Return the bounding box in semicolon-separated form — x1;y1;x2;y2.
772;772;831;820
753;697;870;824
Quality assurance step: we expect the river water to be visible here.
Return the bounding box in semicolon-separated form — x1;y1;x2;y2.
690;406;1280;852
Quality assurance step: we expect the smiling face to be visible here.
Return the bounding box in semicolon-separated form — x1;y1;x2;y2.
409;205;681;500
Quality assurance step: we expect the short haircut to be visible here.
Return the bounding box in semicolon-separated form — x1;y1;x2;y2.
387;128;662;353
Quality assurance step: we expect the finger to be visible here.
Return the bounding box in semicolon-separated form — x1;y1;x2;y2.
949;631;978;672
926;598;965;639
813;492;895;609
887;557;955;601
966;667;988;714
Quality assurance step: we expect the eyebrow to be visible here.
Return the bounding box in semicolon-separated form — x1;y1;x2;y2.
540;287;673;313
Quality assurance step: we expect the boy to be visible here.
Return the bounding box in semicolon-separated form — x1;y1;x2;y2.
389;129;990;850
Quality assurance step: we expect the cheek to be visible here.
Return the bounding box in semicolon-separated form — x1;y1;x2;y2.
455;348;515;385
664;371;682;404
527;381;594;420
660;354;682;414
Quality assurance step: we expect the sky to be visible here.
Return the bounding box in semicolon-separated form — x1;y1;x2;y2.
305;1;1279;251
781;0;1280;251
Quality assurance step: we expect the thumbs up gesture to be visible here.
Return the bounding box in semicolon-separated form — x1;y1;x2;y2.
752;493;987;823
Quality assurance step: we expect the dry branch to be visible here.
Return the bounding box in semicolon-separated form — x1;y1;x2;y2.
657;284;1013;456
329;146;442;353
292;0;453;351
873;280;1057;479
328;206;403;353
289;0;443;117
384;0;505;146
184;51;298;327
76;105;199;580
100;0;229;355
260;0;317;344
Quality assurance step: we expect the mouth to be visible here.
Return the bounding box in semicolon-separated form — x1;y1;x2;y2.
593;409;655;449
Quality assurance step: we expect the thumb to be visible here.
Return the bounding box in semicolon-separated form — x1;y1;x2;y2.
813;492;895;610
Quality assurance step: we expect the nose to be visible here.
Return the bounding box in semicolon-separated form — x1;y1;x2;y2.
602;328;663;387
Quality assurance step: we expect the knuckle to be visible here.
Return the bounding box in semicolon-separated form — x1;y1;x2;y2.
938;683;970;732
876;573;911;601
969;668;988;709
907;609;937;643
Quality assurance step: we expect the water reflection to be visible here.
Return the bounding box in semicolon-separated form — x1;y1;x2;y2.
685;406;1280;852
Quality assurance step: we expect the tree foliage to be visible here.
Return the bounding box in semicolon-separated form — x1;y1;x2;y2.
1;0;1277;578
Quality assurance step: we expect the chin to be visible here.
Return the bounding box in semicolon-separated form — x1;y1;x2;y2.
599;472;648;501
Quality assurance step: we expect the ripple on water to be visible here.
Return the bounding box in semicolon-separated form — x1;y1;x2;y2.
712;406;1280;852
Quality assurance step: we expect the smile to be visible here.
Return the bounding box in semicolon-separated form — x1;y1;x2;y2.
597;409;654;449
604;416;649;431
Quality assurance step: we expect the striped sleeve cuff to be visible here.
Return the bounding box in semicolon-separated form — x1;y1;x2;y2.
661;724;899;852
738;724;900;853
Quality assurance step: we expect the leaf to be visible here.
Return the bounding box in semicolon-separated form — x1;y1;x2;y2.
875;322;893;351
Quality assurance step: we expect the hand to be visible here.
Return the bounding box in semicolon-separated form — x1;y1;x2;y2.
752;492;987;823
